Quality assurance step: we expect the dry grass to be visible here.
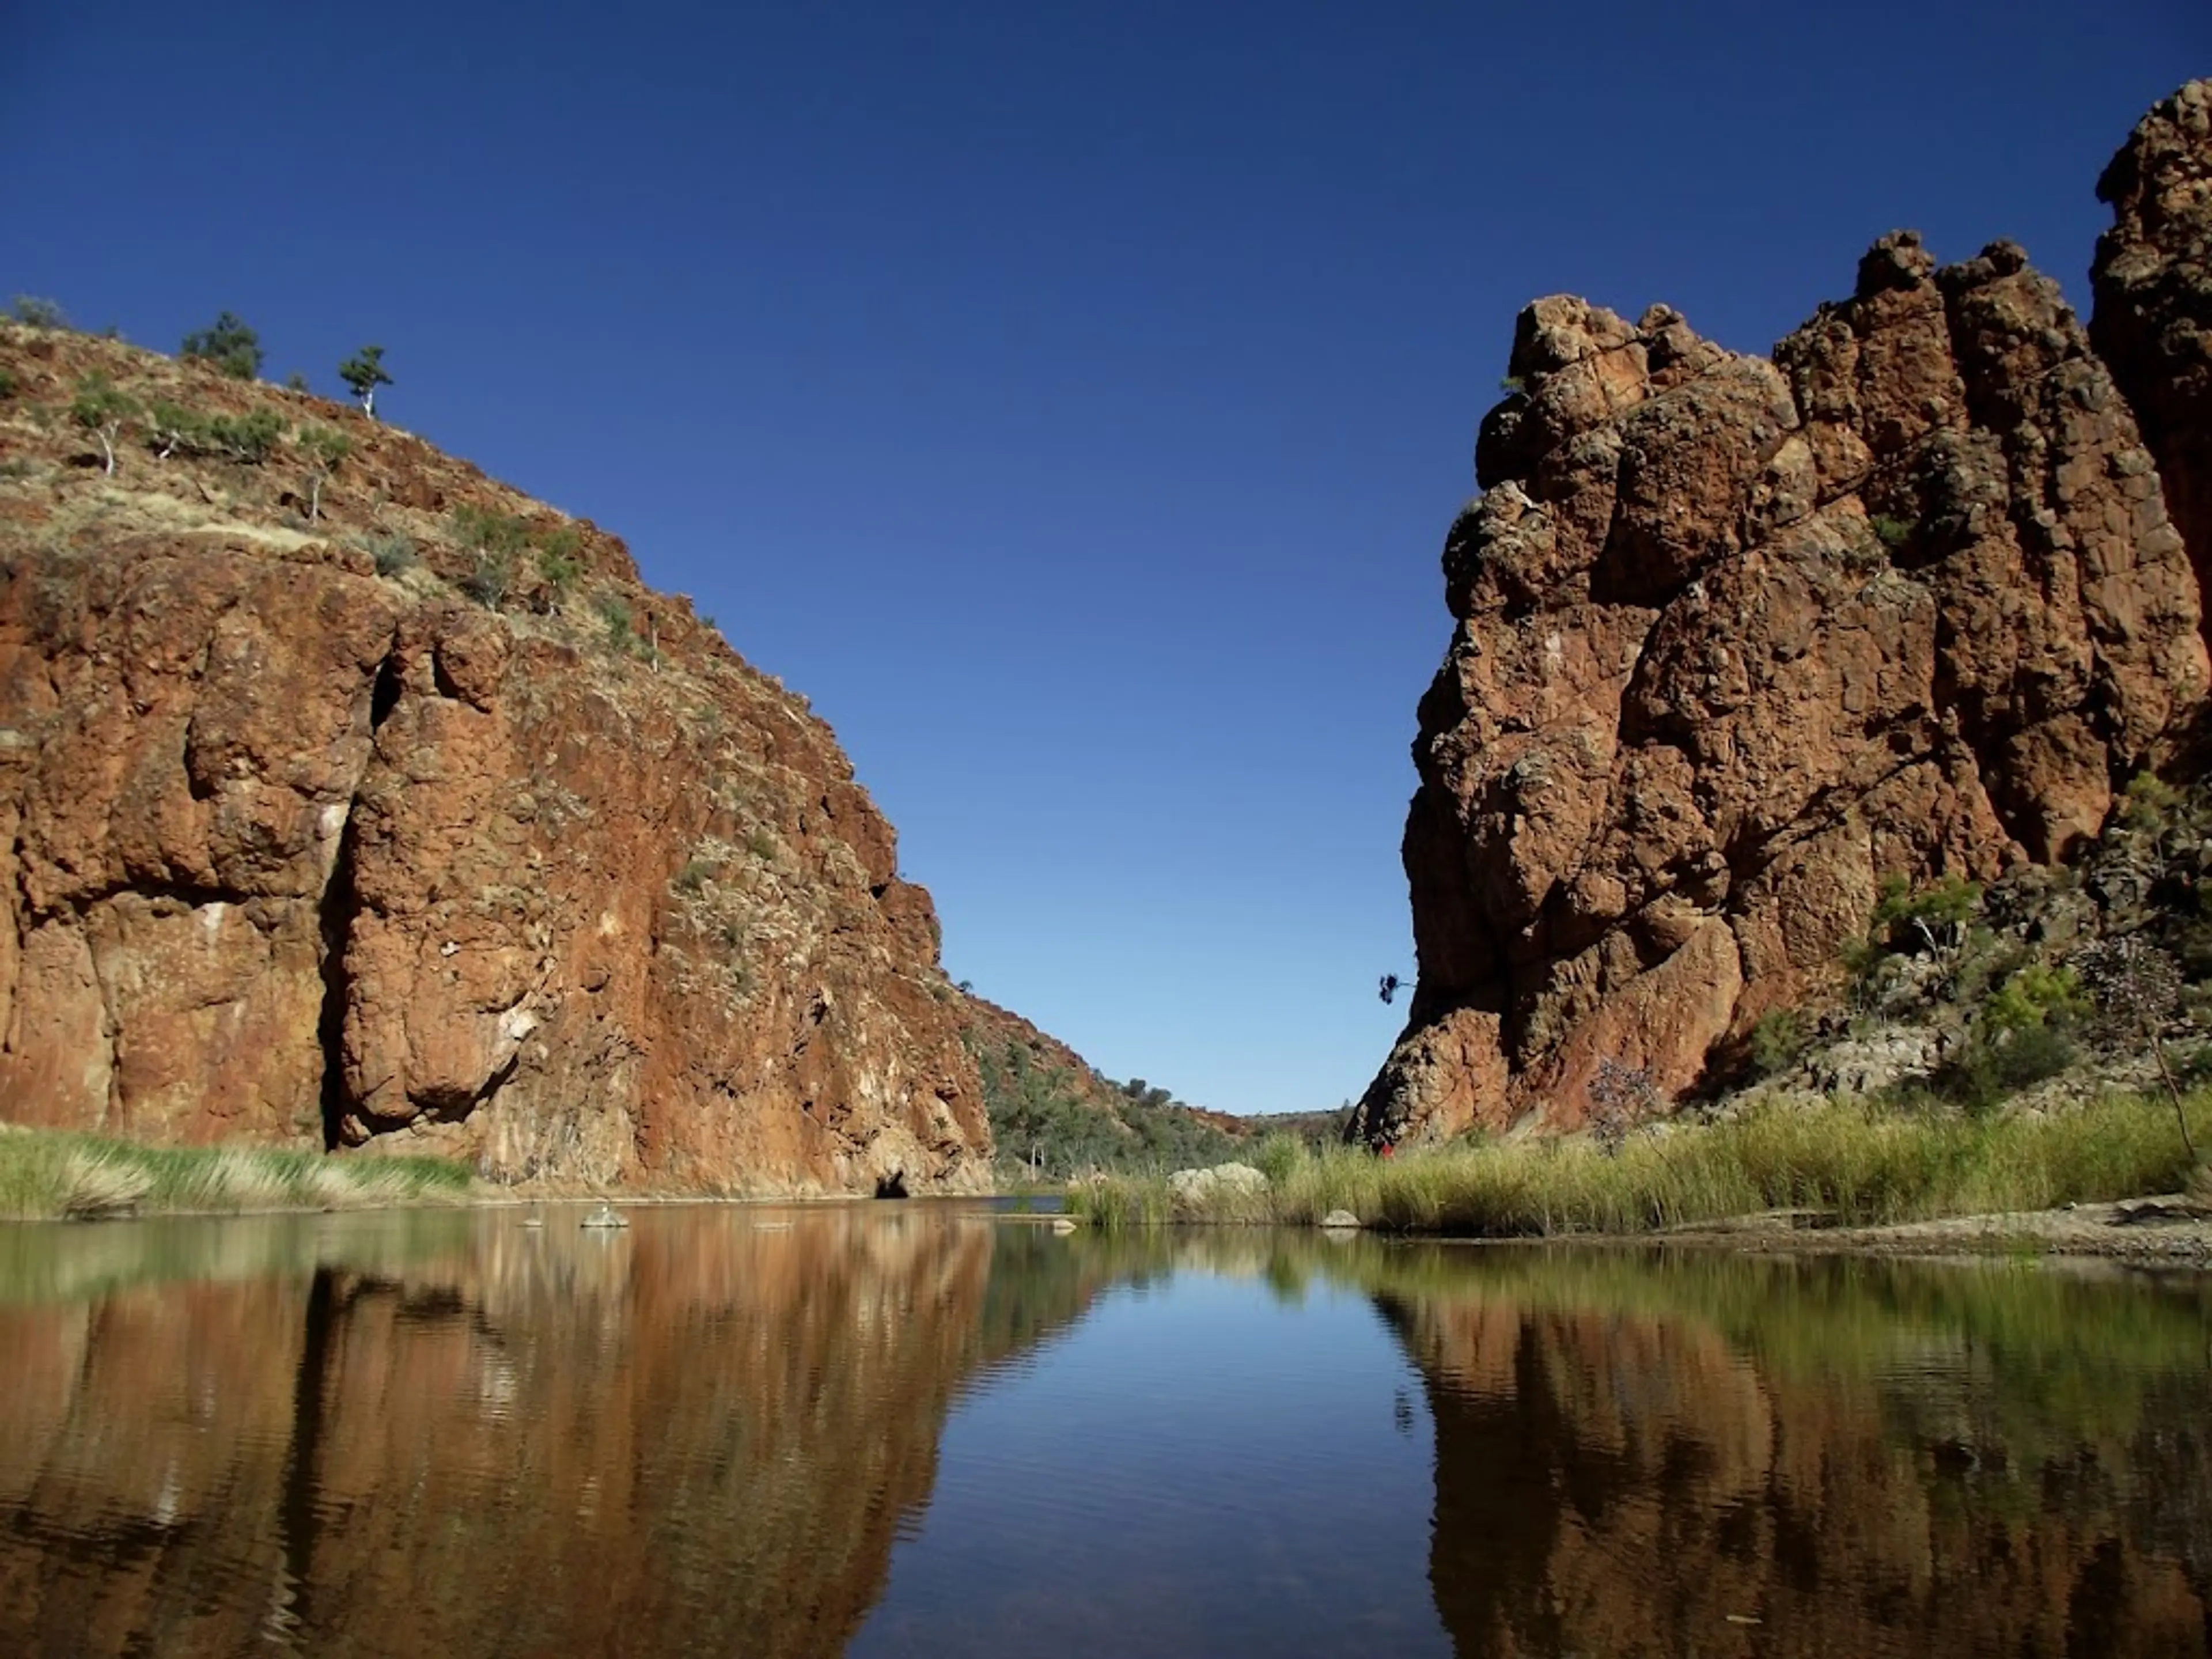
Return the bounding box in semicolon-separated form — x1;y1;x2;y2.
0;1127;474;1221
1070;1091;2212;1235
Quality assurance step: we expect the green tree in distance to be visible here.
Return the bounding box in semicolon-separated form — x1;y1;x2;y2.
339;345;392;419
181;312;263;379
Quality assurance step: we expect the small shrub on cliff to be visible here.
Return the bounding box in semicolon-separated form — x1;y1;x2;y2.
673;858;714;893
538;531;582;596
296;425;350;521
1747;1009;1810;1079
594;592;642;653
225;410;282;462
460;548;513;608
1868;513;1915;553
451;503;536;555
70;374;138;475
357;531;417;575
1872;874;1982;953
0;368;17;400
2119;770;2187;833
181;312;264;380
175;408;283;464
145;400;206;460
7;296;67;329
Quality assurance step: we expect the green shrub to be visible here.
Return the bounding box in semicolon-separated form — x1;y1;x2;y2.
745;827;778;861
2120;771;2185;832
206;408;283;463
358;531;417;576
1869;513;1914;552
0;367;17;400
1748;1008;1809;1078
460;550;513;608
7;296;67;329
1871;873;1981;949
1983;963;2086;1038
673;858;714;893
70;374;139;474
144;402;280;464
450;503;536;555
181;312;263;379
595;592;638;652
539;545;581;594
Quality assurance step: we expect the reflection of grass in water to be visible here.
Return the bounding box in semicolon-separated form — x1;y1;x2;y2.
0;1207;483;1305
0;1126;473;1223
1072;1093;2212;1237
1167;1230;2212;1449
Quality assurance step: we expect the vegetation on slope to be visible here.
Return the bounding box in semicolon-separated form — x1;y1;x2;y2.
965;1026;1244;1180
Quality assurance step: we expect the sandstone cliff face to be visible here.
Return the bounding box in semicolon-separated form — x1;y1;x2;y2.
2094;80;2212;639
0;327;990;1191
1357;90;2212;1143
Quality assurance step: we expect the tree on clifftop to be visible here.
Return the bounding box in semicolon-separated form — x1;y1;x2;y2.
339;345;391;419
181;312;263;379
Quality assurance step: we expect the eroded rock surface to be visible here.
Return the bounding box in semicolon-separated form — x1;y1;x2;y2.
0;328;990;1192
1358;176;2209;1142
2094;79;2212;638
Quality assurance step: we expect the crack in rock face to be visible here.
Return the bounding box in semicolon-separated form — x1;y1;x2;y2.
1356;82;2212;1147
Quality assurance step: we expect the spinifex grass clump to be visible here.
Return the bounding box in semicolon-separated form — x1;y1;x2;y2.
0;1127;473;1221
1069;1093;2212;1235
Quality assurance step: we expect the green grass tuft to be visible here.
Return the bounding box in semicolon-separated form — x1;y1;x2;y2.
0;1127;473;1222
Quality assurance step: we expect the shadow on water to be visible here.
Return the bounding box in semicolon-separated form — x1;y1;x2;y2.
0;1215;2206;1657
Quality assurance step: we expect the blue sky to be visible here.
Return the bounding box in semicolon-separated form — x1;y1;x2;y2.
6;2;2205;1115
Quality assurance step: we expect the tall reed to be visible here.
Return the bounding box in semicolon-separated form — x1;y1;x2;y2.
1069;1092;2212;1234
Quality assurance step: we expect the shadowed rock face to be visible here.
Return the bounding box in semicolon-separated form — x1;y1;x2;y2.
0;328;990;1192
0;1213;1108;1658
1386;1271;2212;1659
1355;93;2212;1145
2095;80;2212;646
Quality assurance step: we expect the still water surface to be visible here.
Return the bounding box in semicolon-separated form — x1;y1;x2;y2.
0;1205;2206;1657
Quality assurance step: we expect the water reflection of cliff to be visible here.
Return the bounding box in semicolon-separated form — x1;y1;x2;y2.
1374;1251;2212;1659
0;1209;1118;1659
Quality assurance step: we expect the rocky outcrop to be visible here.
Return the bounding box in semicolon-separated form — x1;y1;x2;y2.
0;327;990;1191
1356;104;2212;1144
2094;80;2212;639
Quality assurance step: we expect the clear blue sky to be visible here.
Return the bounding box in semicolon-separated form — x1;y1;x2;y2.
6;3;2205;1115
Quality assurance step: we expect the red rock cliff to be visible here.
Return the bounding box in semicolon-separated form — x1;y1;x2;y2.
1355;82;2212;1145
0;327;991;1191
2094;79;2212;641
